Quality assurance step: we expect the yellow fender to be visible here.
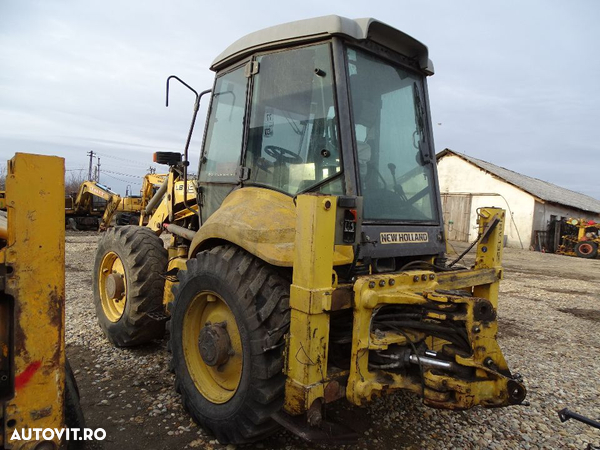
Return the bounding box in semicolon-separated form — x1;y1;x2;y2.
189;187;353;267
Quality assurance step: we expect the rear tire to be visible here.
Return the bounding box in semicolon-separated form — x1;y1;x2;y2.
93;225;168;347
575;241;598;259
169;245;290;444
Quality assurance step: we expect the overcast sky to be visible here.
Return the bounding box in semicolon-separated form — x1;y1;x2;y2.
1;0;598;199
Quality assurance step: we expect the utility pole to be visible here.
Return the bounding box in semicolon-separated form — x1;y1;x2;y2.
148;166;156;174
96;157;101;182
87;150;95;180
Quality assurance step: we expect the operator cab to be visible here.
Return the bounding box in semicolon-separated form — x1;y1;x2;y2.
198;16;445;269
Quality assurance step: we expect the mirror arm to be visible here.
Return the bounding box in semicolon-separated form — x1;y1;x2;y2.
165;75;211;221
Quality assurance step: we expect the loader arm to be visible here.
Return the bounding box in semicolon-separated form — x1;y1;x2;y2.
138;169;197;231
139;174;167;214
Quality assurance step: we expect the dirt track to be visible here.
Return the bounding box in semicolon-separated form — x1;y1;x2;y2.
65;232;600;449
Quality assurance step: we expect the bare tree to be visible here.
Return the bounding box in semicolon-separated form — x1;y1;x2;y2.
0;165;6;190
65;169;87;195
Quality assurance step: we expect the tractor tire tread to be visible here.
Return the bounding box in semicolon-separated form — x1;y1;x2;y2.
170;244;290;444
93;225;167;347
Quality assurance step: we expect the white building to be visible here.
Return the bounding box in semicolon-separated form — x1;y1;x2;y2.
436;149;600;248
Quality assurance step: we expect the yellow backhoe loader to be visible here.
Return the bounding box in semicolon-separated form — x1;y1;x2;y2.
1;153;84;450
93;16;526;444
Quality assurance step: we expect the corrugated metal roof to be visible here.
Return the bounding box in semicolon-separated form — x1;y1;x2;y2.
437;149;600;214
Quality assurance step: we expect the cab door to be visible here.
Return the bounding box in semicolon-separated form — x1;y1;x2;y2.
198;64;249;221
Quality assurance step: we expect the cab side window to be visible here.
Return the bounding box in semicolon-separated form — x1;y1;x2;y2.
198;66;248;219
200;67;247;184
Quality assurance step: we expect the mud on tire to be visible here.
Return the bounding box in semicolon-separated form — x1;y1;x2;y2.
169;245;290;444
93;225;168;347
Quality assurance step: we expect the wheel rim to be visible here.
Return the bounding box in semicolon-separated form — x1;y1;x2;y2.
183;291;243;404
579;243;593;255
98;251;127;322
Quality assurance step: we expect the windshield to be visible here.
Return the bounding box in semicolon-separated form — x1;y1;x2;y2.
347;47;437;222
245;44;343;196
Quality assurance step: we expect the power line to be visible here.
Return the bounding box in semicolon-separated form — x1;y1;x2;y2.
102;172;142;185
102;162;156;172
95;152;154;167
102;169;144;179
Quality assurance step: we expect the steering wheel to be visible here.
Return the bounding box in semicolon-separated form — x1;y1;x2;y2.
264;145;303;164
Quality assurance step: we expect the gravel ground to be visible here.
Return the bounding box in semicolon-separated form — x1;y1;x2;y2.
65;231;600;449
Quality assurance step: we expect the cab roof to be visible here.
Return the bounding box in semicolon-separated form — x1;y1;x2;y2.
210;15;434;75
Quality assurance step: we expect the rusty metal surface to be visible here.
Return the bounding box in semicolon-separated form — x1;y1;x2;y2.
2;153;66;449
345;207;526;409
284;194;338;415
331;287;352;311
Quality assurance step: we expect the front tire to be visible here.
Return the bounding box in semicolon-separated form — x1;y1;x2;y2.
169;245;290;444
575;241;598;259
93;225;168;347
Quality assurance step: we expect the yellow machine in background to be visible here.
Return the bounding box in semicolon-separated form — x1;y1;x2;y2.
88;173;169;229
66;180;121;230
110;173;168;227
64;174;170;231
559;218;599;259
93;16;526;445
111;196;143;226
1;153;83;450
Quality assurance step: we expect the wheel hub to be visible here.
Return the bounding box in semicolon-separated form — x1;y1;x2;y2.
183;291;243;403
106;273;125;300
98;251;127;323
198;322;232;367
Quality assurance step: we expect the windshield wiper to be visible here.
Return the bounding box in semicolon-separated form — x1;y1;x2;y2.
413;83;425;133
413;83;431;164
